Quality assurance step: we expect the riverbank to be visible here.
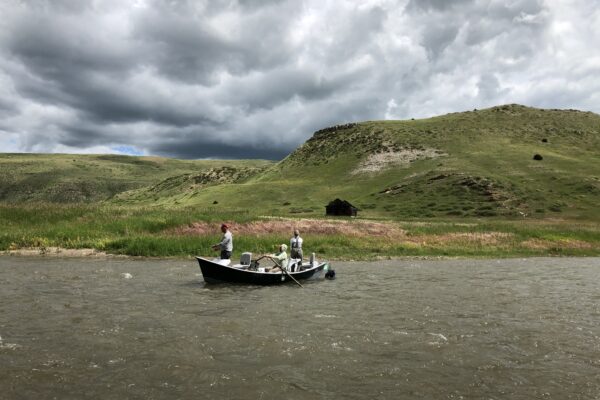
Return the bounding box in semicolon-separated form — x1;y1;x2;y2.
1;204;599;259
0;247;526;261
2;247;112;258
4;234;600;259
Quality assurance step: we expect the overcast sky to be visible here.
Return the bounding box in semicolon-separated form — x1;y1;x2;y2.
0;0;598;159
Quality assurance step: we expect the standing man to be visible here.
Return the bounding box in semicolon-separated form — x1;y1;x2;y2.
290;229;303;265
212;223;233;260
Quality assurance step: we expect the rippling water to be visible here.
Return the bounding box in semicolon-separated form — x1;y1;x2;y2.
1;256;599;399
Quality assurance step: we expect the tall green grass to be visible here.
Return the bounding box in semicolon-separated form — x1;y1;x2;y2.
1;204;598;259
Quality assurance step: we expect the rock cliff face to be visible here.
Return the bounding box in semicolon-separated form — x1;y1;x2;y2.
312;123;358;136
351;148;446;175
282;122;402;166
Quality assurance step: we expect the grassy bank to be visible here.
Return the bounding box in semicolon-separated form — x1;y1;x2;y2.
2;204;599;260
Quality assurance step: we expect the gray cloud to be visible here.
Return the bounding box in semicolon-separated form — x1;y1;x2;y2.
406;0;474;12
0;0;598;159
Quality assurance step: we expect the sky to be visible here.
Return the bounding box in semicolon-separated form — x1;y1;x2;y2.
0;0;599;160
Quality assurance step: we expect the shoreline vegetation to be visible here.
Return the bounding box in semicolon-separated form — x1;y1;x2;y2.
2;204;599;260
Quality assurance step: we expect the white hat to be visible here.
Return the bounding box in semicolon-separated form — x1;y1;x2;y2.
280;244;288;251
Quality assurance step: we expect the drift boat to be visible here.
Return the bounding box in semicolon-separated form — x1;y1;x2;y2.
196;252;330;285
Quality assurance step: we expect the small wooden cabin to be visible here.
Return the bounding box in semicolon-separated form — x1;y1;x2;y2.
325;198;358;217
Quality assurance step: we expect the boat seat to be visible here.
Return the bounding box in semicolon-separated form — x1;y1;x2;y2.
240;252;252;266
309;252;316;266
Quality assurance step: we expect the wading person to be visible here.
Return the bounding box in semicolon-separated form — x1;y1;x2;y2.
212;223;233;260
267;244;288;273
290;229;303;270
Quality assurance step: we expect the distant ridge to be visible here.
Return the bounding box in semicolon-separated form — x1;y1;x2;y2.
0;154;272;203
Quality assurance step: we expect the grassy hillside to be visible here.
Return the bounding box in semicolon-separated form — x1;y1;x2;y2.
0;154;272;203
2;104;599;258
116;104;600;220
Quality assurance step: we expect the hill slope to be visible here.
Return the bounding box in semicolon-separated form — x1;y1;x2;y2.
0;154;272;203
116;104;600;219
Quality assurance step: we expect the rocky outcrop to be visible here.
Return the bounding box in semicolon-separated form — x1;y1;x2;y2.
313;123;358;137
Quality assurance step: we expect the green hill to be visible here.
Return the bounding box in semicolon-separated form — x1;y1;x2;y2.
2;104;599;220
2;104;600;258
113;165;270;206
0;154;273;203
115;104;600;220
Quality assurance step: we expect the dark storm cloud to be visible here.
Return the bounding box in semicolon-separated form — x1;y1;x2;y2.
477;73;508;100
407;0;548;60
420;21;461;58
0;0;598;158
131;0;300;83
6;12;134;78
0;95;16;116
149;137;291;160
217;67;357;112
21;0;94;14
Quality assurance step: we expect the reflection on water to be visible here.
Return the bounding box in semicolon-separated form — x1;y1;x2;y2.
1;256;599;399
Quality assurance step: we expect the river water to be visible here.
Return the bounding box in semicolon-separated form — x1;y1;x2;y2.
0;256;599;399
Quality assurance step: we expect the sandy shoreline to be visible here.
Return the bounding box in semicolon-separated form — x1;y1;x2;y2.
1;246;452;261
3;247;116;258
2;246;588;262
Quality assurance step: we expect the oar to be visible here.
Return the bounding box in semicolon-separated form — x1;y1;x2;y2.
269;257;304;288
284;268;304;288
268;256;303;288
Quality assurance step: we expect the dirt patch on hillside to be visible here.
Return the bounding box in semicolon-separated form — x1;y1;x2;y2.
172;219;406;238
352;148;445;175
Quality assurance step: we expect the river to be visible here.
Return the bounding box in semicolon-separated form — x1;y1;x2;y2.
1;256;599;399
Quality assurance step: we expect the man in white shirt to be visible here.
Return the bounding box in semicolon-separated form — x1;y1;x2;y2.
212;223;233;260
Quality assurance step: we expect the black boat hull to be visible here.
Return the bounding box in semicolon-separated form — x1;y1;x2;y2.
196;257;328;285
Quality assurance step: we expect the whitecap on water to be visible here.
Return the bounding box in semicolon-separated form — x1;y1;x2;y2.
428;333;448;341
314;314;337;318
0;343;21;350
331;342;353;351
0;335;21;350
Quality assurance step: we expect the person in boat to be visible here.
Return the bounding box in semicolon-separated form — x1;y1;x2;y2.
267;244;288;273
290;229;303;270
211;223;233;260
